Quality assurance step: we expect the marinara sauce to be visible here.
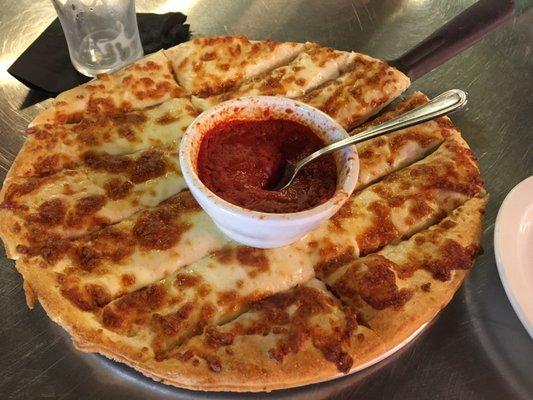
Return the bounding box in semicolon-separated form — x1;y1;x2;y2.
197;118;337;213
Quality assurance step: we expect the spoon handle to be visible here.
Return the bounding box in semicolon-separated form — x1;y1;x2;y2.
299;89;467;169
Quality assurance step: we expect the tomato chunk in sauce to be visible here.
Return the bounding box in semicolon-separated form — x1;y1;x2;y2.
197;119;337;213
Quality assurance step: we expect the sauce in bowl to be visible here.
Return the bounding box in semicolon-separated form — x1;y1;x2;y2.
197;118;337;213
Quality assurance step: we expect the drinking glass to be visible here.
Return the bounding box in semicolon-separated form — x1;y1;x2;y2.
51;0;144;77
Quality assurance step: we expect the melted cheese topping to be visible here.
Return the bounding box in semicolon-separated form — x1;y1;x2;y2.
165;36;305;96
99;239;328;357
191;44;358;111
324;196;486;320
12;99;197;178
177;279;357;374
300;53;410;129
0;148;187;256
42;192;230;311
31;51;184;127
326;132;484;275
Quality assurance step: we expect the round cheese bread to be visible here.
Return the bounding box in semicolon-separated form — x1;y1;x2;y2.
0;36;486;392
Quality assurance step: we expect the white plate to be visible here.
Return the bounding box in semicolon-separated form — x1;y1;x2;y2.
495;176;533;338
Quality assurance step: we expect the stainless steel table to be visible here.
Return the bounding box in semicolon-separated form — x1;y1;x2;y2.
0;1;531;399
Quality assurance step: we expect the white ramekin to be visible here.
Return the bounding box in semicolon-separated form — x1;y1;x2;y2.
179;96;359;248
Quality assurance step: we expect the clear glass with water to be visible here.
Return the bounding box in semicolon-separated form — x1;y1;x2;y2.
52;0;144;77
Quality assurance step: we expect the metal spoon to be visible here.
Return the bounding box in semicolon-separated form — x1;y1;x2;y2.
270;89;468;191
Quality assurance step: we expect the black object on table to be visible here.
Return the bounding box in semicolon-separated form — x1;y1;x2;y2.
7;12;190;95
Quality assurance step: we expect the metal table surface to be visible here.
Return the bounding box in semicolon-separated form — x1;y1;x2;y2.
0;1;531;399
